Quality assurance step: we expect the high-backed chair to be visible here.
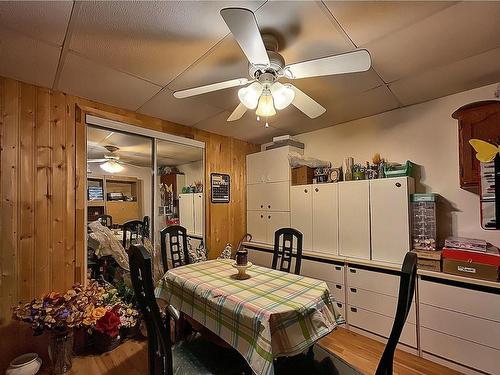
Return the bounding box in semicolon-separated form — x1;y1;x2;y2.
375;251;417;375
160;225;190;272
272;228;303;275
122;220;144;249
142;215;150;238
128;244;251;375
96;214;113;228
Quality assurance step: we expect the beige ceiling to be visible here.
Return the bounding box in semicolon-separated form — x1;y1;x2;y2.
1;1;500;144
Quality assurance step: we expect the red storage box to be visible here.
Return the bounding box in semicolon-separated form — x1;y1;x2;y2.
442;247;500;281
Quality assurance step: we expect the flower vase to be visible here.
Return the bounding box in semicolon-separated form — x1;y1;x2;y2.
48;330;74;374
93;331;121;353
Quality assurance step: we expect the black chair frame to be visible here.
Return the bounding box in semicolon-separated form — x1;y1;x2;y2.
160;225;190;272
122;220;144;249
96;214;113;228
142;215;150;238
272;228;303;275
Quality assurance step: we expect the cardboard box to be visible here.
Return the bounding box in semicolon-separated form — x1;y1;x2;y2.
443;259;499;281
291;166;314;186
413;250;441;271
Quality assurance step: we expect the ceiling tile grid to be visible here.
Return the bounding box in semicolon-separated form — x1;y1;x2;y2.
0;0;499;144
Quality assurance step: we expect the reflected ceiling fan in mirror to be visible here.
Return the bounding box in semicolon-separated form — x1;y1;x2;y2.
87;145;141;173
173;7;372;124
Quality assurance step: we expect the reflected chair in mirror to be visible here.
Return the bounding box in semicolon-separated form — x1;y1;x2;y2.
272;228;303;275
96;214;113;228
375;251;417;375
122;220;144;249
128;244;251;375
142;215;150;238
160;225;190;273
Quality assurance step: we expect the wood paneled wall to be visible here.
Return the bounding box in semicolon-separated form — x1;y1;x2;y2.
0;76;259;369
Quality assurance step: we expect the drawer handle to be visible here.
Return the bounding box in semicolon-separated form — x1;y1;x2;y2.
268;205;271;209
304;189;308;193
334;266;341;271
260;215;263;218
395;182;401;187
349;269;357;273
350;307;357;313
268;215;271;219
337;303;343;308
335;285;342;289
350;288;357;293
260;205;263;208
315;188;319;192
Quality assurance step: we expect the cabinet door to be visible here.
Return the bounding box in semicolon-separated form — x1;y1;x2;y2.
179;194;194;233
263;147;290;183
247;211;267;243
290;185;313;250
313;184;338;254
193;193;203;236
266;181;290;211
338;181;370;259
370;177;411;264
266;212;290;244
247;183;266;211
247;152;265;184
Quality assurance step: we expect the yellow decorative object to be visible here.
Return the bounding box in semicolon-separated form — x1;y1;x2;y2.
469;139;500;163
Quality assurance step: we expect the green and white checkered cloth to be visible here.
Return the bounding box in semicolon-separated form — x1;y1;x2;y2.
155;259;344;375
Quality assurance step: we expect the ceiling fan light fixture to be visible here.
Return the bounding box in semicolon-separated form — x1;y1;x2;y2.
100;159;124;174
271;83;295;110
238;82;262;109
255;92;276;117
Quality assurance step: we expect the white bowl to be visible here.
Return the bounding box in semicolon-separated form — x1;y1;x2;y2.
6;353;42;375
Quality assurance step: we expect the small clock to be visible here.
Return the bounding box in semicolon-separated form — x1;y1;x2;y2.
329;168;342;183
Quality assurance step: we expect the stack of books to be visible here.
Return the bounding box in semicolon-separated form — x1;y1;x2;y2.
442;237;500;281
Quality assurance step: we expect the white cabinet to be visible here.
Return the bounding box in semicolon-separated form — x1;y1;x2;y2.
338;180;371;259
246;146;301;184
247;211;290;244
291;184;338;254
370;177;414;264
290;185;313;250
179;193;203;235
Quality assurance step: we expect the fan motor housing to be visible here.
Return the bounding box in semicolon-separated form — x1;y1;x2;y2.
249;34;285;78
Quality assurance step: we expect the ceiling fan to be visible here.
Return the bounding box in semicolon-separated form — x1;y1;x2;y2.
173;7;371;124
87;145;140;173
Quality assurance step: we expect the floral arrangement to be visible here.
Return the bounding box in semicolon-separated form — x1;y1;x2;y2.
13;280;139;338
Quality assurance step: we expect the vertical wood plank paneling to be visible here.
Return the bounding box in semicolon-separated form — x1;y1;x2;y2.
0;78;19;322
50;92;67;291
18;83;36;302
65;96;76;290
74;104;86;284
34;87;52;297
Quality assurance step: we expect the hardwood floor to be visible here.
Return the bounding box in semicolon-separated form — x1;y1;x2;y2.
39;328;462;375
318;327;462;375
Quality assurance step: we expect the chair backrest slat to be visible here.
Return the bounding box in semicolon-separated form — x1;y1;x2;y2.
272;228;303;275
375;251;417;375
122;220;144;249
160;225;190;273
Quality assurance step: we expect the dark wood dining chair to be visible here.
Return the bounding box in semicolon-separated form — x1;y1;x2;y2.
272;228;303;275
160;225;190;273
128;244;251;375
375;251;417;375
122;219;144;249
142;215;150;238
96;214;112;228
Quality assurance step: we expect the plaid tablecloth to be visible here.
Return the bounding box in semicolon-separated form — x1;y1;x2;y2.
155;259;344;375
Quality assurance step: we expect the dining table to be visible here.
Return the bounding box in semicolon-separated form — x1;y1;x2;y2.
155;259;344;375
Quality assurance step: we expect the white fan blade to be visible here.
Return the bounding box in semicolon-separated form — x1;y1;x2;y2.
227;103;247;122
87;159;107;163
120;161;142;168
220;8;270;67
285;49;371;79
173;78;249;99
290;85;326;119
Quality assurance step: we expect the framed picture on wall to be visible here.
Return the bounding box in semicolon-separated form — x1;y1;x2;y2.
210;173;230;203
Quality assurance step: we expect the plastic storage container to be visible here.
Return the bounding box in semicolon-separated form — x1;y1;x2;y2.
411;193;438;250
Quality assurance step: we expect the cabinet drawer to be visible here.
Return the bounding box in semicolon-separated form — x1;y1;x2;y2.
326;282;345;303
334;301;346;321
346;266;400;297
347;287;416;324
347;305;417;348
301;260;344;284
247;249;273;268
420;303;500;350
421;327;500;375
419;279;500;322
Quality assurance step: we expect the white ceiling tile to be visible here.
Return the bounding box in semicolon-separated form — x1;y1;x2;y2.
0;27;61;88
390;47;500;106
0;1;72;46
194;111;287;144
325;1;456;46
70;1;264;86
138;87;224;126
58;52;162;111
366;2;500;83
